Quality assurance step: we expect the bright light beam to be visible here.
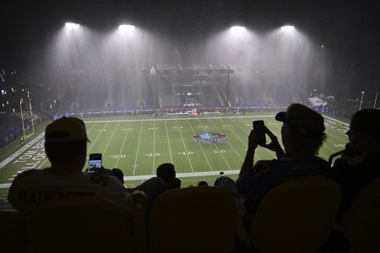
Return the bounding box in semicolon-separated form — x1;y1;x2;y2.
281;25;295;31
119;25;136;31
65;23;80;29
230;26;246;32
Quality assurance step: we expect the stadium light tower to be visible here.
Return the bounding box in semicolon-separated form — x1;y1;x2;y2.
230;26;246;32
281;25;295;31
118;25;135;31
65;22;80;29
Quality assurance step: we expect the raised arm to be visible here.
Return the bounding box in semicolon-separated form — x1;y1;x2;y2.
240;130;258;177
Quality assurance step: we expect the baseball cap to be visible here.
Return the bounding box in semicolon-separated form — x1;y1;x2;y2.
275;104;325;136
45;117;90;143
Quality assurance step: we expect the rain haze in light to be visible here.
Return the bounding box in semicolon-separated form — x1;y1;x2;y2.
30;22;342;109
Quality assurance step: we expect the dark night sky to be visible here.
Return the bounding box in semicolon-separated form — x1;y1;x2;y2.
1;0;380;95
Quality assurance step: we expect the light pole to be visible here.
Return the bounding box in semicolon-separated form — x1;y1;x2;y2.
359;91;365;110
374;92;379;109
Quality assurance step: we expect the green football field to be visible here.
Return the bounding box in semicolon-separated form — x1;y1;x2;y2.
0;112;350;197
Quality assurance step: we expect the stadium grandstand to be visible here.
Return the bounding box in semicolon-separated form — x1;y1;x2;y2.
0;65;373;149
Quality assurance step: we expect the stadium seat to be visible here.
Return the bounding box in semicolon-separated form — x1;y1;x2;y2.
26;198;136;253
129;190;149;253
149;186;236;253
249;178;341;253
339;177;380;253
0;211;29;253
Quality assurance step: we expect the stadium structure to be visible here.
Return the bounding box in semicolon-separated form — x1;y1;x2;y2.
0;64;368;148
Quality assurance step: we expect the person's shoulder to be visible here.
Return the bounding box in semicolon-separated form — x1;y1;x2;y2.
335;155;365;168
86;173;125;187
13;169;40;179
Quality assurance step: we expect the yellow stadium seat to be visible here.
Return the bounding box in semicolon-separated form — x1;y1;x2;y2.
149;186;236;253
250;178;341;253
26;198;135;253
339;177;380;253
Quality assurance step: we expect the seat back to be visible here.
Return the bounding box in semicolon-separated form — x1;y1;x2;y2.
27;198;133;253
0;211;28;253
149;186;236;253
250;178;341;253
340;177;380;253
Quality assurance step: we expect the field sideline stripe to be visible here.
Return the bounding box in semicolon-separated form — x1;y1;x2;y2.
323;115;349;126
82;115;275;124
0;170;241;188
122;170;241;181
0;132;45;170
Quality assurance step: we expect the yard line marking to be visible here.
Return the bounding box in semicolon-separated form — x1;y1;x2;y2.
187;119;213;171
152;121;156;174
114;121;132;168
132;121;144;176
164;120;173;163
177;120;194;172
102;122;120;156
207;119;233;170
36;158;49;170
219;118;251;162
87;122;109;154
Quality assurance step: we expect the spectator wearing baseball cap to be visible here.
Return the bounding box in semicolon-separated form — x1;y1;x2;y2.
8;117;166;218
332;109;380;222
235;104;331;230
274;103;326;158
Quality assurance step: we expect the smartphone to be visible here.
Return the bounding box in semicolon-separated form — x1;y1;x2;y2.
253;120;266;145
88;153;102;174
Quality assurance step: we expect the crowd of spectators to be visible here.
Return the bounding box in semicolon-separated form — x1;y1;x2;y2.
3;104;380;252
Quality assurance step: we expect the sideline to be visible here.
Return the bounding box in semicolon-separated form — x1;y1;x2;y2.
82;114;276;124
323;115;349;126
122;170;240;181
0;170;241;189
0;132;45;170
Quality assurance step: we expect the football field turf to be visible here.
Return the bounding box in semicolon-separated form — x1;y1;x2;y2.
0;112;350;197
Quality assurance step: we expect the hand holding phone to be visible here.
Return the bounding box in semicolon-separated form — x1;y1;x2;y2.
88;153;102;174
253;120;266;145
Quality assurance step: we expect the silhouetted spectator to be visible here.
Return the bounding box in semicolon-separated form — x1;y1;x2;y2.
112;168;125;185
171;178;182;189
236;104;331;229
198;181;208;186
332;109;380;222
156;163;178;189
8;117;166;217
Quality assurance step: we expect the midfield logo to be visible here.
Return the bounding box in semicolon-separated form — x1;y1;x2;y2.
193;132;228;143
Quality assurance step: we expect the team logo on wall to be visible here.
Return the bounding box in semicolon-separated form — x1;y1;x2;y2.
193;132;228;143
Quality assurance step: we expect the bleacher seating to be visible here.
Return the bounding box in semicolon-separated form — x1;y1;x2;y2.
0;211;29;253
149;186;236;253
27;198;135;253
339;177;380;253
249;178;341;253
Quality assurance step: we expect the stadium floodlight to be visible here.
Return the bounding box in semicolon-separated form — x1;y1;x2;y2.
281;25;295;31
118;25;135;31
230;26;246;32
65;23;80;29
